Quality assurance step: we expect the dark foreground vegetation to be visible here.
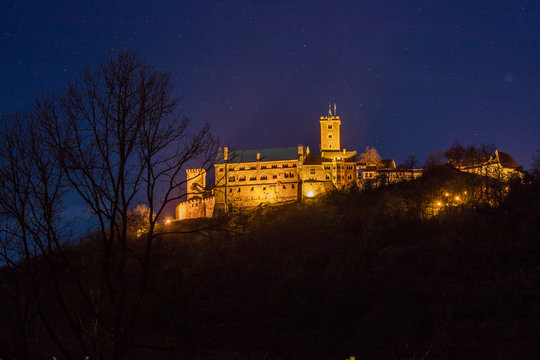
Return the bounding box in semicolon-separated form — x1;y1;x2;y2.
1;166;540;359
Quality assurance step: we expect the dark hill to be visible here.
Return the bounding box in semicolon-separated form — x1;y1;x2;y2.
1;168;540;359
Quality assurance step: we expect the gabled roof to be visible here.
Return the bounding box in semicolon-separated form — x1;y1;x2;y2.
496;150;519;169
215;147;299;164
303;155;322;166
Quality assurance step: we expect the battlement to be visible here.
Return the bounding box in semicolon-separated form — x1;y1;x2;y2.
176;195;215;220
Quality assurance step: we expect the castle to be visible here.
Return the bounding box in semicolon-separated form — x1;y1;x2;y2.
175;106;521;220
176;105;359;219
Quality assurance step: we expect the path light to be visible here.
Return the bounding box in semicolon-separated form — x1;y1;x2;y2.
306;189;315;198
455;196;460;201
165;217;172;225
437;201;442;206
444;192;449;197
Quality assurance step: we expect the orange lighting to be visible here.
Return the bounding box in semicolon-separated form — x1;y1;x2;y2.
437;202;441;206
455;196;460;201
444;192;449;197
165;218;172;225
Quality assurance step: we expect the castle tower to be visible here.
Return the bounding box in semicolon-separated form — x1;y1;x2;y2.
320;103;341;151
186;168;206;200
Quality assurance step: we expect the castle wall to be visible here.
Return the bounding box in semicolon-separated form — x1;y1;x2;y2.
214;158;299;212
176;196;215;220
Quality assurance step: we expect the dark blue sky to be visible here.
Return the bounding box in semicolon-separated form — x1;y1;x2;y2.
2;0;539;167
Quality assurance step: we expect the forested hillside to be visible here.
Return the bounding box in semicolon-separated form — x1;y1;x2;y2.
1;167;539;359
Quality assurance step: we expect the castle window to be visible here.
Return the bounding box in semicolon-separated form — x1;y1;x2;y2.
229;188;233;193
250;187;254;191
284;173;289;178
229;176;235;182
324;165;330;170
272;164;278;168
347;174;352;180
328;134;332;138
261;165;267;169
283;164;288;168
292;164;296;167
238;188;241;192
273;174;277;179
239;167;245;170
329;145;332;148
283;184;286;189
250;175;256;181
239;176;246;181
328;125;332;129
250;166;256;170
260;175;267;180
337;175;341;180
292;184;295;189
263;186;266;190
310;168;316;175
289;172;294;178
219;168;224;172
325;174;330;180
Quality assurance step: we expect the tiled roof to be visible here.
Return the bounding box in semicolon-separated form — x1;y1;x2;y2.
303;155;322;165
496;150;519;169
215;147;299;164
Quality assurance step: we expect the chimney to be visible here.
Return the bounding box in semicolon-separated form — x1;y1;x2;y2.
257;152;260;160
224;147;228;161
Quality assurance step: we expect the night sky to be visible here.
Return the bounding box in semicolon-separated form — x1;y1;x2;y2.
2;1;539;168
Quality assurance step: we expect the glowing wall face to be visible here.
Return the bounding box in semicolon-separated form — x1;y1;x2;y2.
320;115;341;151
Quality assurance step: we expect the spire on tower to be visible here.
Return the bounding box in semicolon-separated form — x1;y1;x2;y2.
334;102;337;116
328;103;332;116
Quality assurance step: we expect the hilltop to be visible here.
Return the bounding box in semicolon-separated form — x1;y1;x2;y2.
2;167;539;359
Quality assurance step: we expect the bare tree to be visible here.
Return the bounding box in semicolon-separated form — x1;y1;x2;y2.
358;146;381;165
444;140;465;169
0;113;77;358
33;51;217;358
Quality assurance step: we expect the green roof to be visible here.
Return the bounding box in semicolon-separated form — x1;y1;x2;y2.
216;147;299;164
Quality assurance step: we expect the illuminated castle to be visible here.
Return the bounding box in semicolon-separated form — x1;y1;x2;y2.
176;105;357;219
